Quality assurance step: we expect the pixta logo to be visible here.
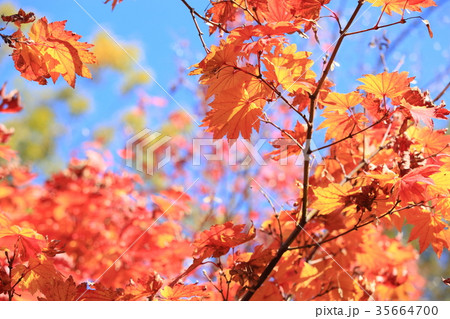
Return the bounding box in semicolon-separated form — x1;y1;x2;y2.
126;129;172;175
125;129;324;175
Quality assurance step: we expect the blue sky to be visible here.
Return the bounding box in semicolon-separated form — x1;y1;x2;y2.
3;0;450;146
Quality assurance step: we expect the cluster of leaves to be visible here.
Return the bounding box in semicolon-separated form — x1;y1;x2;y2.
1;0;450;301
1;9;96;88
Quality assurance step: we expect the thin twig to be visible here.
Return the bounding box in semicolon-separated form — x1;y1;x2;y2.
433;81;450;102
180;0;229;33
288;201;407;251
345;16;423;37
311;114;388;153
185;3;210;53
260;115;304;151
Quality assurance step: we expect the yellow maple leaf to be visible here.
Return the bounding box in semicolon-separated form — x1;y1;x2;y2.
311;183;355;215
366;0;436;16
357;71;414;100
12;17;96;88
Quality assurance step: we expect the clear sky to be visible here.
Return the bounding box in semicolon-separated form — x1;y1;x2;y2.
3;0;450;150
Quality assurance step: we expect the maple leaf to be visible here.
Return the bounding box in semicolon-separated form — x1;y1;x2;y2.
202;86;265;139
263;44;316;94
37;276;78;301
204;64;253;100
0;145;16;161
317;111;368;142
75;282;121;301
269;121;306;160
361;93;385;120
0;225;45;262
0;83;23;113
160;283;209;301
189;40;238;78
170;222;255;284
117;272;163;301
400;102;436;128
193;222;256;259
368;165;439;204
311;183;356;215
11;17;97;88
259;0;295;23
0;267;11;295
41;239;65;258
1;9;35;27
12;255;64;295
402;208;448;256
276;253;323;294
152;188;191;220
229;245;275;287
357;71;414;100
322;91;363;112
366;0;436;15
105;0;124;10
206;1;238;34
395;88;449;128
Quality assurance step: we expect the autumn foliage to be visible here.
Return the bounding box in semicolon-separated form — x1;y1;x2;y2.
1;0;449;301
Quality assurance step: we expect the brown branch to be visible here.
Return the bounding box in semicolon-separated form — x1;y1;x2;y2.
180;0;229;34
311;114;387;153
288;201;408;251
184;1;210;53
240;0;365;301
433;81;450;102
260;115;304;151
323;5;342;32
345;16;423;37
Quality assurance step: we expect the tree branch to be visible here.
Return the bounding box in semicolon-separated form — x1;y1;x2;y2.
240;0;366;301
288;201;408;251
433;81;450;102
180;0;229;34
311;114;387;153
260;115;304;151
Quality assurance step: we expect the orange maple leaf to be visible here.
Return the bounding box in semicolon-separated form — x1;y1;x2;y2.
357;71;414;100
202;86;265;139
170;222;255;285
37;276;78;301
402;208;448;256
269;121;306;160
322;91;363;112
366;0;436;15
395;88;449;128
11;17;96;88
160;283;209;301
311;183;356;215
0;225;45;261
0;83;23;113
317;111;368;142
75;282;121;301
206;1;238;34
263;44;316;94
117;272;163;301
